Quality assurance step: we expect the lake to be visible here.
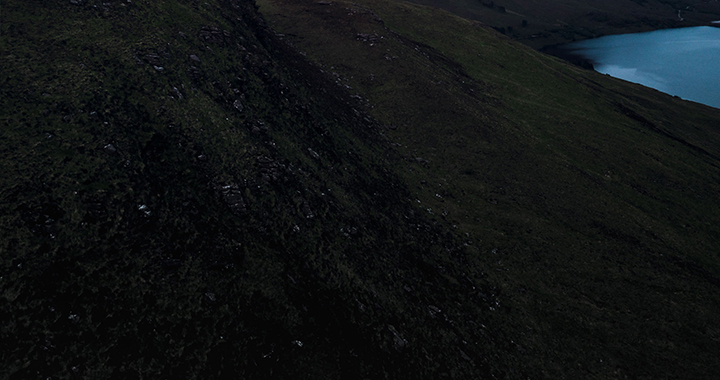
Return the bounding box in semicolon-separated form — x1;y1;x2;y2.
563;26;720;109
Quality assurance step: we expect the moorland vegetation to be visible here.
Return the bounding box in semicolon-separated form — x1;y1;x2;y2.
2;0;720;378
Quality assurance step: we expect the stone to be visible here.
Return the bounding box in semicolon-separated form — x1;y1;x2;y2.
137;204;151;217
220;184;247;214
307;148;320;159
233;99;243;112
356;33;379;43
428;305;442;317
388;325;408;351
199;26;228;44
172;86;183;99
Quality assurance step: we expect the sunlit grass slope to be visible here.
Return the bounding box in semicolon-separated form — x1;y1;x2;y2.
259;0;720;378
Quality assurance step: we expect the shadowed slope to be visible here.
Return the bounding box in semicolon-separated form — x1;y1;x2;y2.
1;1;517;378
259;0;720;378
390;0;720;49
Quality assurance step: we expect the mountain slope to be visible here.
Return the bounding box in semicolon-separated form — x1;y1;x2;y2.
1;1;515;378
258;0;720;378
2;0;720;378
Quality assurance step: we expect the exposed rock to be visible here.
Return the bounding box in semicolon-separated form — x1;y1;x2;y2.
307;148;320;159
388;325;408;351
137;204;151;217
172;86;183;99
256;120;268;131
257;155;290;183
103;143;117;153
233;99;243;112
220;184;247;214
199;26;230;44
341;226;358;237
356;33;379;43
189;54;201;62
256;156;275;165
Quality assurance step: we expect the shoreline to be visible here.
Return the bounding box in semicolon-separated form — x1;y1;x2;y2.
548;26;720;110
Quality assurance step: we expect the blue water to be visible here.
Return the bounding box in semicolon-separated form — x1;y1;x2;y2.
565;26;720;109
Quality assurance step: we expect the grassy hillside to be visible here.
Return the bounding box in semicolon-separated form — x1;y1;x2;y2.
389;0;720;48
1;1;515;378
2;0;720;378
259;0;720;378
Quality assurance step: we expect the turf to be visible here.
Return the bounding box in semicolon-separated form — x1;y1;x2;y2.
2;0;720;378
258;0;720;377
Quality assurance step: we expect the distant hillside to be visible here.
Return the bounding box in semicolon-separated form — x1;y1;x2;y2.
392;0;720;48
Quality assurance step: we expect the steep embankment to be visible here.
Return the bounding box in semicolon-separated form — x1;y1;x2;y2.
260;0;720;378
1;1;517;378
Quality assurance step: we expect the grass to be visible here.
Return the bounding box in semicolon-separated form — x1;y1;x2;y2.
258;0;720;378
2;0;720;378
2;0;515;378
